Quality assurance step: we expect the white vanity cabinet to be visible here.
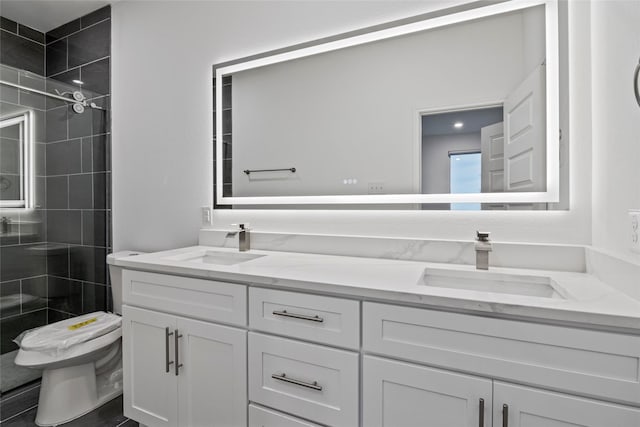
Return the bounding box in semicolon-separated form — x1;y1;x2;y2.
121;271;248;427
363;302;640;427
494;382;640;427
363;356;492;427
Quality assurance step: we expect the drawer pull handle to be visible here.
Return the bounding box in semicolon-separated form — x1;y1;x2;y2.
165;327;174;373
479;398;484;427
174;329;183;376
271;373;323;391
272;310;324;323
502;404;509;427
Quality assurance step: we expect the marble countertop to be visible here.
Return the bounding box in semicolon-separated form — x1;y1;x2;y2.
113;246;640;331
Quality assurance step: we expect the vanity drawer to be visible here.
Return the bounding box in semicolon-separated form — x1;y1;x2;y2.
249;332;359;427
363;302;640;405
249;288;360;349
249;404;323;427
122;270;246;326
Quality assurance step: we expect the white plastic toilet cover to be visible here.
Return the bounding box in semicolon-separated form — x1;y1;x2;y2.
18;311;121;354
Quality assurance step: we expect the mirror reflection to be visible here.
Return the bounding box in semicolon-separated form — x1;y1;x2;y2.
215;3;559;209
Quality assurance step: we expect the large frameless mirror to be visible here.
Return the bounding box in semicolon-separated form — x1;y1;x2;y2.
0;111;34;209
214;0;561;209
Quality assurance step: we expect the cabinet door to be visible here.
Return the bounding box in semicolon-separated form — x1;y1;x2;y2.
177;316;247;427
493;382;640;427
363;356;492;427
123;306;178;427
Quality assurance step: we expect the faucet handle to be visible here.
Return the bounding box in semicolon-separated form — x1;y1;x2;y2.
476;231;490;242
231;223;250;230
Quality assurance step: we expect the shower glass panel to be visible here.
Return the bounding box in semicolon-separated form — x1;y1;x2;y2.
0;60;110;393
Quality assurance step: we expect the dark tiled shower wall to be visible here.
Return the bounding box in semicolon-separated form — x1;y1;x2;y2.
0;6;112;360
43;6;112;322
0;18;48;355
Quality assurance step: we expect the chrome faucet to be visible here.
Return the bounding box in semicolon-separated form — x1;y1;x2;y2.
475;231;492;270
226;223;250;252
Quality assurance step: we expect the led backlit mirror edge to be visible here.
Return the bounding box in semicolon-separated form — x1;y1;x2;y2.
0;111;35;210
214;0;559;206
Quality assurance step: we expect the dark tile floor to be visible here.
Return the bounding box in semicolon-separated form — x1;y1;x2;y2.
0;381;137;426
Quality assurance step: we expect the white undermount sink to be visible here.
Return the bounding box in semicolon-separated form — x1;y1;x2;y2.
165;249;265;266
422;268;566;299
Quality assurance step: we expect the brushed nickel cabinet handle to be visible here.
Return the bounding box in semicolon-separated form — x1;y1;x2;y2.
174;329;183;376
272;310;324;323
271;373;323;391
479;398;484;427
503;404;509;427
634;59;640;108
165;327;174;373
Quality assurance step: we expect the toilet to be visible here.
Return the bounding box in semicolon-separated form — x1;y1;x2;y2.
14;251;140;426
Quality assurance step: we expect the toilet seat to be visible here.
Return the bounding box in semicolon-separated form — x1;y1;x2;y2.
19;311;121;354
15;328;122;369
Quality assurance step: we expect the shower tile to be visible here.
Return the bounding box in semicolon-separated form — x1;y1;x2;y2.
48;308;72;323
33;110;46;143
92;134;109;172
46;18;80;44
0;244;47;282
0;17;18;34
47;276;82;314
82;210;106;246
93;172;107;209
81;137;93;172
222;109;232;133
35;177;46;209
0;309;46;355
19;89;46;110
70;246;106;284
82;282;107;314
46;176;68;209
223;84;232;109
45;106;68;142
46;38;68;77
46;139;81;175
47;245;69;277
21;276;48;312
0;383;40;422
69;174;93;209
81;57;110;95
0;31;44;75
49;67;80;89
81;6;111;28
18;24;45;44
0;81;19;103
68;104;93;138
68;20;110;68
47;210;81;244
35;143;46;177
0;280;21;318
19;209;46;244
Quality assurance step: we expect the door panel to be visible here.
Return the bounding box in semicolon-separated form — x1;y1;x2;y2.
481;121;505;193
363;356;492;427
493;382;640;427
177;317;247;427
504;64;546;192
122;306;177;427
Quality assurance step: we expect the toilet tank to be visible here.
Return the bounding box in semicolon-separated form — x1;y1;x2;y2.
106;251;144;315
